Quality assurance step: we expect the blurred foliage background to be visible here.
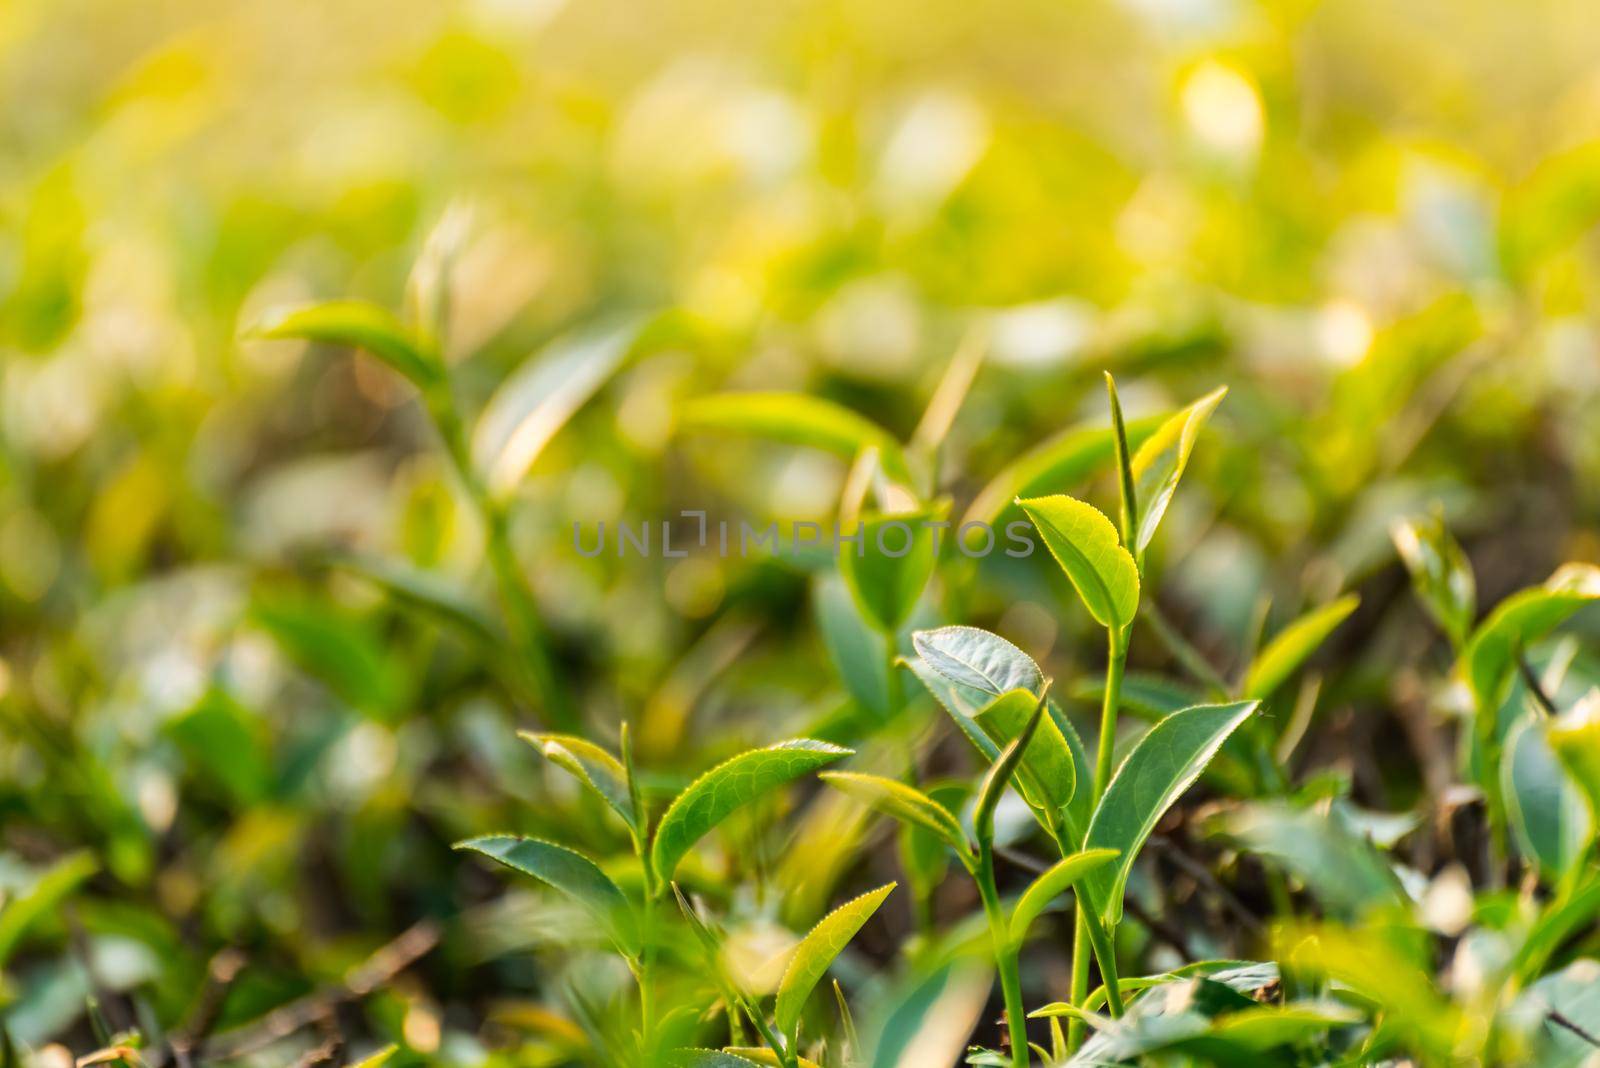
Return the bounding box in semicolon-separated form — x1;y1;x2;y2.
2;0;1600;1062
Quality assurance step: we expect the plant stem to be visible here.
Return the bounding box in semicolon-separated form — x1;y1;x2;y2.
1070;625;1130;1053
1079;907;1125;1016
977;843;1030;1068
427;389;575;728
1094;627;1128;798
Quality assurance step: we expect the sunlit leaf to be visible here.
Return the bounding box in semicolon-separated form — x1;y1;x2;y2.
651;740;852;880
1243;594;1359;701
1082;701;1257;924
252;300;442;391
472;316;643;499
1463;564;1600;712
819;772;969;856
1391;512;1476;648
962;416;1165;528
1015;495;1140;629
1128;386;1226;555
774;882;895;1038
1548;690;1600;823
454;835;640;956
1008;849;1118;947
521;732;638;834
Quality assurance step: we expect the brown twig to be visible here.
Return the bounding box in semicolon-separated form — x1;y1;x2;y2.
206;920;439;1061
170;948;246;1068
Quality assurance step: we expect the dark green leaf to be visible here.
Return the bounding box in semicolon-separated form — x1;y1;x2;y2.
1082;701;1257;924
455;835;640;956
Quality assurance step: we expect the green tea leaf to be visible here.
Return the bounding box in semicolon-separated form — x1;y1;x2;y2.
1502;712;1592;882
671;1051;765;1067
1243;594;1359;701
1082;701;1257;924
1548;691;1600;823
1008;848;1118;947
252;595;404;719
975;688;1076;817
1016;495;1139;629
774;882;895;1038
1390;512;1476;648
0;851;96;967
974;690;1048;845
651;740;852;880
521;732;638;834
454;835;640;956
1129;386;1226;555
1105;373;1138;551
839;503;947;633
1219;802;1406;918
963;415;1165;528
911;626;1044;705
819;772;969;855
252;300;442;391
330;553;499;646
679;392;912;486
1463;564;1600;712
471;317;642;499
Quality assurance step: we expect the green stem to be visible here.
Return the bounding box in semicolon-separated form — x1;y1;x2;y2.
1079;907;1125;1016
1067;910;1091;1052
977;844;1030;1068
428;391;575;728
637;846;658;1058
1070;626;1129;1054
1094;628;1128;798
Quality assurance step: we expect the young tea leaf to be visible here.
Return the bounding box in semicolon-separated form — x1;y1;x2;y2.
1548;690;1600;823
974;688;1076;817
818;772;969;856
1105;373;1139;552
1081;701;1258;924
1128;386;1226;555
251;300;442;392
962;415;1166;528
774;882;896;1038
974;690;1049;845
1390;512;1476;648
1243;594;1359;701
651;740;852;881
455;835;640;956
1015;495;1140;629
1462;564;1600;712
521;732;637;834
1008;848;1119;948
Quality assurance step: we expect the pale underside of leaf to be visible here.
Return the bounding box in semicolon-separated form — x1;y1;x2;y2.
472;317;643;498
